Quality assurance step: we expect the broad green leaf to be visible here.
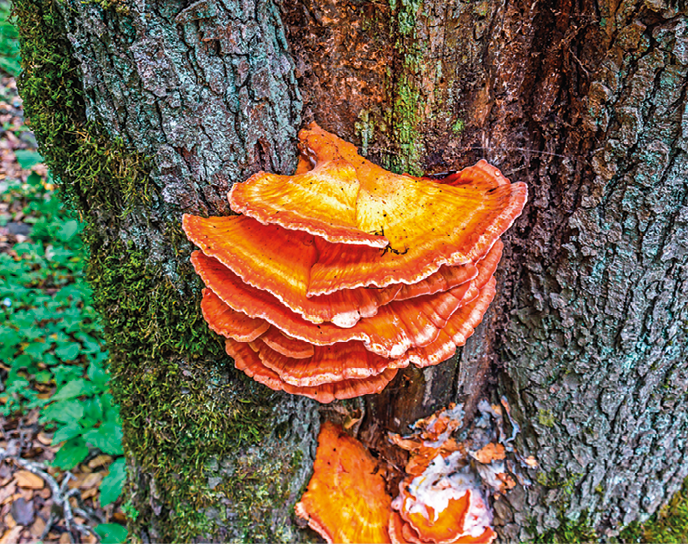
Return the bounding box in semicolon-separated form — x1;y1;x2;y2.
87;361;109;388
84;422;124;455
52;422;84;443
101;394;121;424
100;458;126;507
94;523;128;544
58;220;79;242
53;437;89;470
55;342;81;362
53;365;83;385
80;396;103;428
14;150;43;170
23;341;51;359
40;399;84;424
34;370;52;384
26;172;42;186
52;378;95;401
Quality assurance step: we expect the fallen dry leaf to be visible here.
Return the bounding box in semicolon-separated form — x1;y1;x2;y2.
30;516;46;538
14;470;44;489
59;531;71;544
10;497;35;526
0;483;16;505
38;488;51;500
88;455;112;470
79;472;103;490
17;487;33;502
82;488;98;500
36;432;52;446
67;473;87;489
0;526;22;544
1;493;21;507
471;443;506;464
3;512;16;529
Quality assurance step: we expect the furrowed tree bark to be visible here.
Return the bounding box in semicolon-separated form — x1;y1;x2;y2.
15;0;688;542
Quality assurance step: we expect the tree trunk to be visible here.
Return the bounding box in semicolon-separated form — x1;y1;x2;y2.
14;0;688;541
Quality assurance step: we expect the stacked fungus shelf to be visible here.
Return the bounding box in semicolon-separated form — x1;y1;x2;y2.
184;123;527;403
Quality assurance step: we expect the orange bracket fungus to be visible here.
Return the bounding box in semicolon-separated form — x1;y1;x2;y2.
183;123;527;402
296;406;530;544
295;421;393;543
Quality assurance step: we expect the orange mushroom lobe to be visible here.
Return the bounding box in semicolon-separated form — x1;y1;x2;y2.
295;421;392;543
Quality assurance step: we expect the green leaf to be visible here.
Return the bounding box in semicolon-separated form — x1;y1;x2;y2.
22;341;51;359
52;422;84;444
53;437;89;470
94;523;128;544
52;378;95;401
34;370;52;384
100;458;126;507
58;220;79;242
40;399;84;424
14;150;43;170
87;361;110;388
84;422;123;455
55;342;81;362
80;397;103;428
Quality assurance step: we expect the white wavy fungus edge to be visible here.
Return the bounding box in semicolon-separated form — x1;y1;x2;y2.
392;451;492;539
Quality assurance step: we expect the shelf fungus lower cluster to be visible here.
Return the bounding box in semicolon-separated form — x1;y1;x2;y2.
183;123;527;402
295;415;509;544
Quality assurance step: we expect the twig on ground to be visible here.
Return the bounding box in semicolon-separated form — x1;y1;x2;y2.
0;445;100;543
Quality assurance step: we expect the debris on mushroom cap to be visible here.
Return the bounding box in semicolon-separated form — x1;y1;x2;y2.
184;124;526;402
226;338;398;403
384;398;536;544
230;124;527;296
295;421;393;543
389;431;495;543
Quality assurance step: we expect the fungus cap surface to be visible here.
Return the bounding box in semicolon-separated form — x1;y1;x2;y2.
229;124;526;295
252;338;410;387
184;214;400;326
200;288;269;342
295;421;392;542
193;251;479;358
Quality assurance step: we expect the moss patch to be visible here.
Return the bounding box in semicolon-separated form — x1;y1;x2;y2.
529;511;598;543
618;479;688;543
384;0;425;176
14;0;150;214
